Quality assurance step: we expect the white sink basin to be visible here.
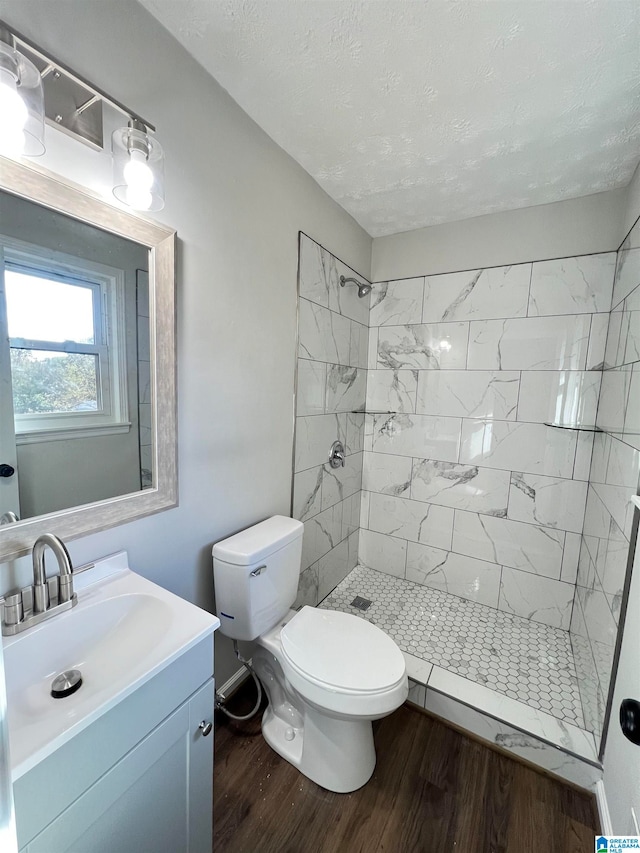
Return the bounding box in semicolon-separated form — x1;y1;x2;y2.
3;552;219;780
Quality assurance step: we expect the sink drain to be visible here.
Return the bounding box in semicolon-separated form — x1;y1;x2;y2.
51;669;83;699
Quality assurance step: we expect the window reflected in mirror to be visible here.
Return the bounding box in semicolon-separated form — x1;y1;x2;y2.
0;190;152;522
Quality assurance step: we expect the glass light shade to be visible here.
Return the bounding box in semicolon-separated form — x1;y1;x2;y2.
112;126;165;212
0;41;45;157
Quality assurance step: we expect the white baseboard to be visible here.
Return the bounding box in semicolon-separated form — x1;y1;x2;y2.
216;665;250;701
596;780;613;835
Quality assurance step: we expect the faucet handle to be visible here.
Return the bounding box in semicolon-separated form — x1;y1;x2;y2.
3;592;23;627
59;572;74;604
20;585;33;616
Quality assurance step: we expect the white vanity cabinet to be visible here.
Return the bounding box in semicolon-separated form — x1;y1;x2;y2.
13;638;215;853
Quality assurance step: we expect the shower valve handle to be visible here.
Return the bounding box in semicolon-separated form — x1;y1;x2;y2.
329;440;346;468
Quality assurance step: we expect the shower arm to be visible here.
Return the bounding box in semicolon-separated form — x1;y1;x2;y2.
339;275;372;298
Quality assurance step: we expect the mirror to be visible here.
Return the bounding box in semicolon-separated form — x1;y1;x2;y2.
0;157;176;561
1;191;151;520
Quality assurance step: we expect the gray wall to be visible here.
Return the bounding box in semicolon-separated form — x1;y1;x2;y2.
603;533;640;832
621;161;640;238
1;0;371;685
372;188;626;282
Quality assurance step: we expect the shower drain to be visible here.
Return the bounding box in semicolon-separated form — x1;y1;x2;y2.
350;596;372;611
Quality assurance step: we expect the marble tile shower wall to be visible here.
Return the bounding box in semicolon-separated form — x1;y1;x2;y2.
292;234;370;607
571;217;640;736
361;253;617;632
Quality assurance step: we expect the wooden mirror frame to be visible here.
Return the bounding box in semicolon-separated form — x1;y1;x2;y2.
0;156;177;561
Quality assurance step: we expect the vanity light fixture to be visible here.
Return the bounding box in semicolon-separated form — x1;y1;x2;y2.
112;119;165;212
0;25;45;157
0;19;165;211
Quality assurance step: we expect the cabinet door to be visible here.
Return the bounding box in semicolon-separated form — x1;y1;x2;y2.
26;680;214;853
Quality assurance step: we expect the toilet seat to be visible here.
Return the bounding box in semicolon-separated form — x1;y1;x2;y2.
278;607;406;715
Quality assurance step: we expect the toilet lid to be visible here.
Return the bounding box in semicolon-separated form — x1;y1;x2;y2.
280;607;406;693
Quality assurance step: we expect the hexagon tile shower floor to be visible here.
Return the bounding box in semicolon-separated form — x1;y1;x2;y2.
321;565;585;728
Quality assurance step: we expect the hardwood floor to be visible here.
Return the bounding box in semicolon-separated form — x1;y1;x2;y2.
213;688;599;853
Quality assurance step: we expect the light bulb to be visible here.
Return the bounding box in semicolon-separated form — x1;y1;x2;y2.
123;149;154;192
0;67;28;157
112;124;164;210
125;186;153;211
0;126;25;157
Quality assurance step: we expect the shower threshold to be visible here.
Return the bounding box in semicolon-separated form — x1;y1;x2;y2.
319;565;601;788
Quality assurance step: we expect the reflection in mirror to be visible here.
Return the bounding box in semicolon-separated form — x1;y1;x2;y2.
0;191;152;521
0;157;175;563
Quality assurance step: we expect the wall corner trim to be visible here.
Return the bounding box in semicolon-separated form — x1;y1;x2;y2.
596;779;613;835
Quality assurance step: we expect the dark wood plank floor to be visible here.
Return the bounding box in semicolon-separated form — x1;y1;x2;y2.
213;686;599;853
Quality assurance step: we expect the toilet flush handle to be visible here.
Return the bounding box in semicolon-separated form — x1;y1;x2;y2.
250;564;267;577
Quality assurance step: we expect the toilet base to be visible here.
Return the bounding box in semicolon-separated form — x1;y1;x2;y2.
261;704;376;793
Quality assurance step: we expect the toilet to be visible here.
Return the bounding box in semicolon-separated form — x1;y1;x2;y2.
212;515;408;793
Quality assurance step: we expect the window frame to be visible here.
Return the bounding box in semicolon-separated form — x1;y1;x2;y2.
1;235;130;443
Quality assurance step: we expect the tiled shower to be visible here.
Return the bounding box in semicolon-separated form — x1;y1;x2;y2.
361;254;610;628
293;234;368;604
292;224;639;771
572;217;640;736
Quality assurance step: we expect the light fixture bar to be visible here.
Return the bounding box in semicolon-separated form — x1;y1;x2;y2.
0;18;156;143
0;18;165;210
76;94;101;116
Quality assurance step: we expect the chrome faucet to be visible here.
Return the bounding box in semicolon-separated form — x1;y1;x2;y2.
1;534;77;636
33;533;74;613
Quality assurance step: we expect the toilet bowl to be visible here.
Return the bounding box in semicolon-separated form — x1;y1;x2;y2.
212;516;408;793
253;605;407;792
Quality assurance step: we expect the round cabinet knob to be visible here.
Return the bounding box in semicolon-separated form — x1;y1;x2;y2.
199;720;213;737
0;464;15;478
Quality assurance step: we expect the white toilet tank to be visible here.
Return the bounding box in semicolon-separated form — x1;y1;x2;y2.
212;515;304;641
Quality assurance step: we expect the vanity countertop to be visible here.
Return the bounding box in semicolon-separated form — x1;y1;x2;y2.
3;551;219;780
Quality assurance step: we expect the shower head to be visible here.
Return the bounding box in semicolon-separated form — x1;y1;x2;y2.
339;275;372;298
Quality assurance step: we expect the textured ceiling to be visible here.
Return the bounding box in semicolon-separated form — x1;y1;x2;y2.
141;0;640;237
